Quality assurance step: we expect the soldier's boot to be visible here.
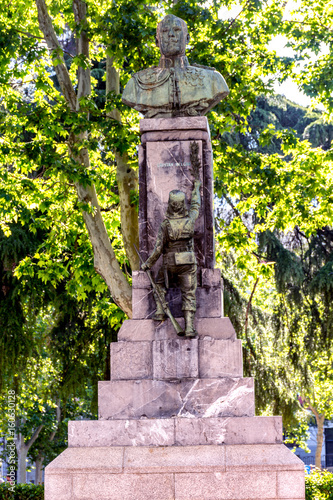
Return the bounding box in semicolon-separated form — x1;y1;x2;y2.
153;285;167;321
184;310;197;338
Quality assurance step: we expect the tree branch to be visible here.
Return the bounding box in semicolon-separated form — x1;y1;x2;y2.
106;56;139;270
35;0;77;111
26;424;44;450
244;277;259;336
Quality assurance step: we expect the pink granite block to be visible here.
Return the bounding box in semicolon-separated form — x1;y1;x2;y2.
140;116;209;132
98;378;254;420
197;287;222;317
124;445;225;474
202;268;221;288
194;318;236;340
278;471;306;499
132;287;154;320
45;447;123;475
174;471;277;499
199;339;243;378
73;473;174;500
225;444;305;471
132;270;151;288
142;130;210;143
226;415;283;444
98;379;182;420
117;319;156;341
177;378;254;418
118;318;236;342
111;341;152;380
155;317;236;341
44;474;72;500
153;338;198;379
68;419;175;447
175;416;283;446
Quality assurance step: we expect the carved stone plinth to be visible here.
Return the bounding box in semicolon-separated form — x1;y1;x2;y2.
139;117;215;270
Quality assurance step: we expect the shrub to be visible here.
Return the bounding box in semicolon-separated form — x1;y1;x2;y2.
0;484;44;500
305;469;333;500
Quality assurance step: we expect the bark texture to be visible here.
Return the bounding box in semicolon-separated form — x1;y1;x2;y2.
306;401;325;469
35;0;132;316
16;423;43;483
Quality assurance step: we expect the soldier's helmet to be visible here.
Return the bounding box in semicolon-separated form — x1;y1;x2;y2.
166;190;188;218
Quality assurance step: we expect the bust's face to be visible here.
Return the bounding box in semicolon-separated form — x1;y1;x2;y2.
157;16;189;57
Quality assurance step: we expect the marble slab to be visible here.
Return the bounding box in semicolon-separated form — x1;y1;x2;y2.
117;317;236;342
140;116;209;133
153;338;199;380
98;378;255;420
68;416;282;448
111;341;152;380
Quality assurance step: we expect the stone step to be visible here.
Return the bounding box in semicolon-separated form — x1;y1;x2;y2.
98;377;254;420
111;337;243;381
68;416;283;448
45;444;305;500
117;317;237;341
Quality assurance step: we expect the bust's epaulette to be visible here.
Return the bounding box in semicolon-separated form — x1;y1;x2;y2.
192;63;216;71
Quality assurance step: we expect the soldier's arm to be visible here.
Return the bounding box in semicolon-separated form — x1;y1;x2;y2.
188;180;201;223
142;222;166;270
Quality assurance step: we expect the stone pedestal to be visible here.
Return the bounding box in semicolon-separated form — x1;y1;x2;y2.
44;117;305;499
45;317;305;500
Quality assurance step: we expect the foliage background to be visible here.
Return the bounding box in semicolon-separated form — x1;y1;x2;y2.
0;0;332;481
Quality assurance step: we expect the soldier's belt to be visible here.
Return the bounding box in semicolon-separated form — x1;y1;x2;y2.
164;251;195;266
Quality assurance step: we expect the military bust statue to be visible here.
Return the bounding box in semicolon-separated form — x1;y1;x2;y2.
122;14;229;118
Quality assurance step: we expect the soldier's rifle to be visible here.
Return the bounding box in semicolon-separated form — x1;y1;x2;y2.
134;245;185;337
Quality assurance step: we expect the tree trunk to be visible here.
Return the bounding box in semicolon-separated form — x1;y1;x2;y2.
35;0;133;316
16;440;28;484
35;455;44;484
106;56;139;270
306;401;325;469
16;424;44;484
315;413;325;469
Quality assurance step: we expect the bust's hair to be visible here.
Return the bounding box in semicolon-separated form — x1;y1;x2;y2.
156;14;188;38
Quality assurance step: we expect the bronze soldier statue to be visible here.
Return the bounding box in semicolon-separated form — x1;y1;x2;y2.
141;176;201;338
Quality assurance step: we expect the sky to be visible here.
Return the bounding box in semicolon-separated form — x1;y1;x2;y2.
218;1;318;108
267;35;313;108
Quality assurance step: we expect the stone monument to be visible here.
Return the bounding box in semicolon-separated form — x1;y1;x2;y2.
44;14;305;500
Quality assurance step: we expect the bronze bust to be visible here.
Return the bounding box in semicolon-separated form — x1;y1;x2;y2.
122;15;229;118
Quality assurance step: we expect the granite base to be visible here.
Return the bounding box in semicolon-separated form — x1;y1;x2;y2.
45;444;305;500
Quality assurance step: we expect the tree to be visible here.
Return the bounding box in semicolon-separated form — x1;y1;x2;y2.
1;0;333;480
0;0;311;317
299;354;333;469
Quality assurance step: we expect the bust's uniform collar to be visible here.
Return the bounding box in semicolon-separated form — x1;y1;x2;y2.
158;55;189;69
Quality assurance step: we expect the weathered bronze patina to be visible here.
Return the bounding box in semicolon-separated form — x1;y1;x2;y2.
141;142;201;337
122;14;229;118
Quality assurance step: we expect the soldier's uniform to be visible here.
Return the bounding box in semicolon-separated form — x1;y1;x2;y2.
142;180;201;337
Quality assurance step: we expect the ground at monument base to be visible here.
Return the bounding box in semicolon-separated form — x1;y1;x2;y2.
45;443;305;500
